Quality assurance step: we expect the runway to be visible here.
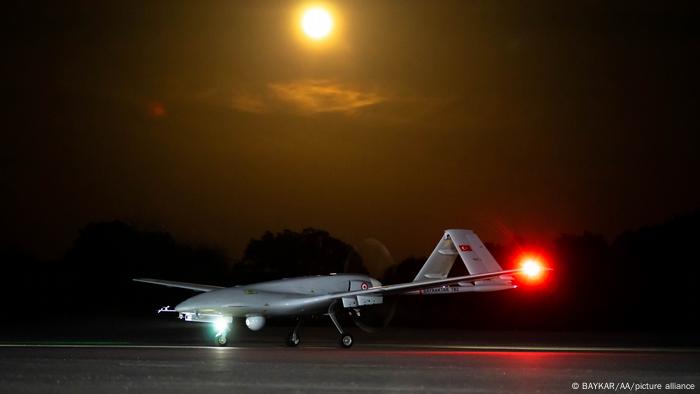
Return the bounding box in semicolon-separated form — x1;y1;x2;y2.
1;343;698;393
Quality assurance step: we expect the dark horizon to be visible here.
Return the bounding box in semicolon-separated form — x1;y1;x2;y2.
2;210;698;334
3;208;699;265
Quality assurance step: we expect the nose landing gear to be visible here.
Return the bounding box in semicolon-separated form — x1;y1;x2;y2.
215;331;228;346
213;317;231;346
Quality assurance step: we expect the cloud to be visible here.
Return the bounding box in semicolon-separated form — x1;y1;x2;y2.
268;80;385;114
231;93;268;114
231;79;385;115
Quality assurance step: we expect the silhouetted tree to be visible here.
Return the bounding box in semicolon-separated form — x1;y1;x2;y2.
234;228;367;283
59;221;232;315
2;212;698;333
382;257;424;284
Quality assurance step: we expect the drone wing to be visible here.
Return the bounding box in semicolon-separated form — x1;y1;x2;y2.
313;268;532;303
133;278;224;292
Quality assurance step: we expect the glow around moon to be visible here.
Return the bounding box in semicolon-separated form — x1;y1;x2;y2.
301;7;333;40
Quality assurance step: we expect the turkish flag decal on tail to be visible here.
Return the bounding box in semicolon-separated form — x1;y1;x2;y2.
459;244;472;252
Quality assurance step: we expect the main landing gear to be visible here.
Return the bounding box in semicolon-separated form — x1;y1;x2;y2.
328;301;353;348
286;303;354;349
286;318;302;347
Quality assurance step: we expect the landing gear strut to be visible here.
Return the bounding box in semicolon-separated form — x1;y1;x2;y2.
286;318;302;347
328;301;353;348
213;318;231;346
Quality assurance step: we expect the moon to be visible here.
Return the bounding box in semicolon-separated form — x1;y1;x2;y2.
301;7;333;40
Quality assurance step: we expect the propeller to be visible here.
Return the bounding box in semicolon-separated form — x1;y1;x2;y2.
343;238;400;333
350;297;399;333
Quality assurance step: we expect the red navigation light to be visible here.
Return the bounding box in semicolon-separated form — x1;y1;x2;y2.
514;252;550;285
521;258;543;279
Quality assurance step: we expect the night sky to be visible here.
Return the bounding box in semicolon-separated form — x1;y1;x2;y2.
4;1;699;260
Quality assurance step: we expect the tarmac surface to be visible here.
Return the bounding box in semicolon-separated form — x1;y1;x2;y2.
0;320;698;393
1;344;699;393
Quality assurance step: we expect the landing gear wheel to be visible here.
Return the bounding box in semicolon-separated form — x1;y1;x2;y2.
216;333;228;346
286;332;301;347
339;333;353;348
286;317;302;347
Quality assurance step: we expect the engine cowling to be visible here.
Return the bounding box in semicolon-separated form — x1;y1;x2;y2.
245;315;266;331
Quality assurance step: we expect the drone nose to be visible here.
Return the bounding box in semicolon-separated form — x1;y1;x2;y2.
175;299;195;312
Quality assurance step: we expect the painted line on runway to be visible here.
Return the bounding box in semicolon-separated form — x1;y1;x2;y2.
0;343;697;353
363;343;700;353
0;343;238;350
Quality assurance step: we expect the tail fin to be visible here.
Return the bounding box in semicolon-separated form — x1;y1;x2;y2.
413;229;504;282
445;229;504;274
412;233;459;281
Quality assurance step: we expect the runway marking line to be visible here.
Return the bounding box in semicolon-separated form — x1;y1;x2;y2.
0;343;697;353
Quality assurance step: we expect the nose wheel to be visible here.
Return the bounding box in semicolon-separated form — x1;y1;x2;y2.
215;332;228;346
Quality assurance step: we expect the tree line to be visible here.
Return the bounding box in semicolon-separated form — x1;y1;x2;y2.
1;211;698;331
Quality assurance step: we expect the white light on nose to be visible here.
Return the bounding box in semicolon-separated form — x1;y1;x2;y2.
213;317;229;333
